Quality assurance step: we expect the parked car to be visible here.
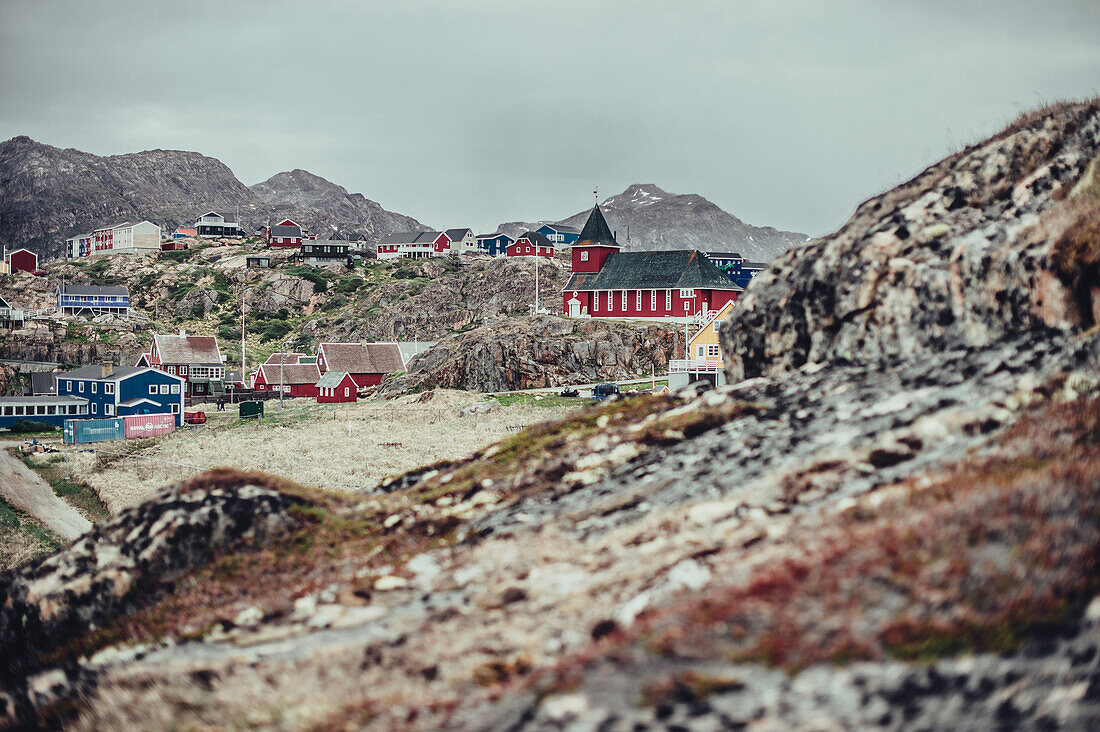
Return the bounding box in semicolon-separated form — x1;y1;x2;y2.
591;383;620;401
184;410;207;425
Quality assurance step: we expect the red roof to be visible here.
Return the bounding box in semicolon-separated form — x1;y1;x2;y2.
318;342;404;375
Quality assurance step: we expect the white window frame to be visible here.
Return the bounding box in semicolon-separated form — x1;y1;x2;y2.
607;291;612;310
635;290;641;310
171;403;180;414
580;251;589;262
149;385;157;395
593;292;599;312
160;385;169;394
680;288;695;298
665;290;672;309
91;382;97;394
707;344;721;358
712;321;720;332
697;344;706;358
620;290;627;309
105;383;115;394
344;387;349;397
650;291;656;310
91;403;97;415
170;384;181;394
104;404;114;416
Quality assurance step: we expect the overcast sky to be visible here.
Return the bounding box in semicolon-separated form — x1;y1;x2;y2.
1;1;1098;236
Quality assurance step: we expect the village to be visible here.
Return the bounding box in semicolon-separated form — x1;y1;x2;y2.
0;201;764;557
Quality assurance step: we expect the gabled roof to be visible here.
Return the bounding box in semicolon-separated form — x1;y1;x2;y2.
316;370;355;389
563;250;744;292
540;224;580;235
319;342;404;375
377;231;424;245
276;218;301;227
476;232;515;242
515;231;554;247
689;299;737;344
264;352;305;365
0;295;13;309
574;205;618;248
119;397;162;408
258;362;321;385
154;333;222;365
444;228;472;241
199;211;224;221
271;224;303;238
175;228;197;236
57;283;129;296
60;365;156;381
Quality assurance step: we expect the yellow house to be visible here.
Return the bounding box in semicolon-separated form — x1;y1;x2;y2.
669;300;736;389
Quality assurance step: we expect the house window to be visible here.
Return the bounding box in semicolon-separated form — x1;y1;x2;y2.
92;403;97;414
593;293;599;312
37;405;46;415
697;345;706;358
580;251;589;262
105;404;114;415
666;291;672;309
707;345;721;358
344;387;349;397
47;405;56;415
160;385;169;394
91;383;97;394
79;405;87;414
680;289;695;298
712;321;720;333
635;290;641;310
180;366;188;375
621;291;627;309
105;383;115;394
149;385;157;394
13;406;23;416
168;366;176;374
78;381;84;393
171;403;180;414
1;406;10;416
171;384;181;394
651;291;656;309
607;291;612;310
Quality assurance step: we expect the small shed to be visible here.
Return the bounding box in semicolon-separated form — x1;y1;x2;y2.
246;256;274;269
316;371;358;403
6;248;39;274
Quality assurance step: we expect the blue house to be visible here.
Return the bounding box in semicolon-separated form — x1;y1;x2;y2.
56;283;130;317
704;252;767;289
536;224;580;246
57;365;186;426
0;395;89;430
475;233;515;257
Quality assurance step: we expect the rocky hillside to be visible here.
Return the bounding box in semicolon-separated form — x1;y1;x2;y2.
0;247;647;390
2;101;1100;730
497;183;808;260
0;137;427;260
250;169;426;242
383;316;678;393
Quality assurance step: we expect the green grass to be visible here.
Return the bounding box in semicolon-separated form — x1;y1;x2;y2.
490;394;583;409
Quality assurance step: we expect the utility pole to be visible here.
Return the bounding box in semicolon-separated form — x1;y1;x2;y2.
279;350;285;411
240;291;246;401
534;246;539;314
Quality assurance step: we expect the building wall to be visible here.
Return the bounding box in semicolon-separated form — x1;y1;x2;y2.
58;369;184;425
8;250;37;273
131;222;161;250
317;375;358;403
562;288;738;319
0;399;88;428
570;245;618;273
507;241;554;258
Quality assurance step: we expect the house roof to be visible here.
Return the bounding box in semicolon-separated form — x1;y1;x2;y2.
476;233;514;242
119;397;162;408
706;251;744;261
271;224;303;237
154;334;222;365
0;395;88;405
60;365;147;381
57;283;129;296
444;228;472;241
264;352;305;365
316;370;355;389
175;228;197;236
564;250;744;292
377;231;423;245
258;362;321;385
0;295;12;309
541;224;580;235
574;205;618;248
743;261;767;269
516;231;554;247
30;372;57;395
319;342;404;375
199;211;224;221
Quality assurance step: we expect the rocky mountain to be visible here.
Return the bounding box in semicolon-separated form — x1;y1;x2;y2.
3;100;1100;730
249;169;427;241
497;183;809;261
0;137;427;260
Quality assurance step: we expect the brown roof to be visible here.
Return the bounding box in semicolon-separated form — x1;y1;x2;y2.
319;342;404;375
258;363;321;385
154;334;222;365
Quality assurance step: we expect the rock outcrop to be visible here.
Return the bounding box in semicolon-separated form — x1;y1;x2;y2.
382;316;678;393
723;100;1100;380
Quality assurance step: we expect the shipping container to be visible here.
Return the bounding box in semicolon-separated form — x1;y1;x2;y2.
63;417;124;445
122;413;176;439
239;400;264;419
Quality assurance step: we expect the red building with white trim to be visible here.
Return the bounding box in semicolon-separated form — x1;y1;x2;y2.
561;205;742;320
4;248;39;274
317;342;405;387
507;231;556;258
268;218;313;247
252;362;321;397
316;371;358;403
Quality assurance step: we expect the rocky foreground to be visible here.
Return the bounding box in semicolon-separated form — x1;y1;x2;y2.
2;100;1100;730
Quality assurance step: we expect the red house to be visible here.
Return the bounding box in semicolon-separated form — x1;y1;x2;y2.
507;231;555;258
317;342;405;387
268;219;306;247
146;332;226;397
316;371;358;403
561;205;742;320
252;362;321;397
5;248;39;275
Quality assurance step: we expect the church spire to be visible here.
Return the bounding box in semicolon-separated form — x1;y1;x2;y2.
576;203;618;248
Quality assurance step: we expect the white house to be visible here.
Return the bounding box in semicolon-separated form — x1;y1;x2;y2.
90;221;162;256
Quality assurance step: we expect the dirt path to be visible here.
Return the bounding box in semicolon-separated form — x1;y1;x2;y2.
0;443;91;542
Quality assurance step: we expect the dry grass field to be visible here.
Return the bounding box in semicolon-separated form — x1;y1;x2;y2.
65;391;581;514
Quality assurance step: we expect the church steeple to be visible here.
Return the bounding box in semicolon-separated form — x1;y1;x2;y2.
576;204;618;247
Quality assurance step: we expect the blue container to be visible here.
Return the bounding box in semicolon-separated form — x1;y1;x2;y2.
63;418;124;445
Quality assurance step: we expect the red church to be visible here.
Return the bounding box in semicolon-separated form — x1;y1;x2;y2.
561;205;742;320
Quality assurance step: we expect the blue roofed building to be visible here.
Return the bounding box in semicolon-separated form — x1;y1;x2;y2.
536;224;580;246
56;283;130;317
474;233;515;257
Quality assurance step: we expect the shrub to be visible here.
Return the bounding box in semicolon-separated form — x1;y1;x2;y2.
8;420;56;434
190;303;206;319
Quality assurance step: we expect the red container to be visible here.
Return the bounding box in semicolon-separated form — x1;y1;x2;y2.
123;413;177;439
184;411;207;425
